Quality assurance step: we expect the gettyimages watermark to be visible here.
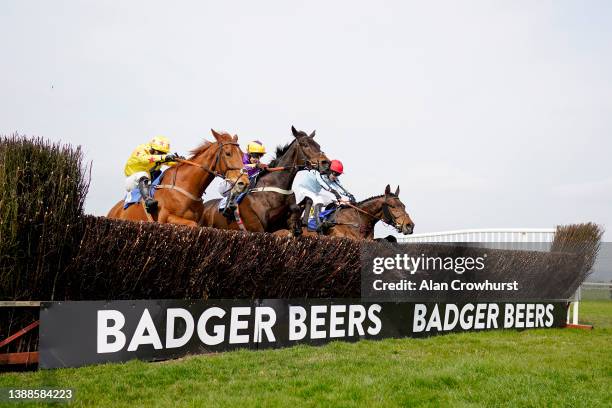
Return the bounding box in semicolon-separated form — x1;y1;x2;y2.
360;241;608;302
370;252;518;292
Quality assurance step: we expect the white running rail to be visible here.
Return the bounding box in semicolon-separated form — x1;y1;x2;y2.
397;228;556;243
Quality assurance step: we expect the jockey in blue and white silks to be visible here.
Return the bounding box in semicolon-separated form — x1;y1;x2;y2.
294;160;355;231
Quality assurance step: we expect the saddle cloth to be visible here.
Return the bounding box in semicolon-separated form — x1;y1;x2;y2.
123;171;165;209
307;208;337;231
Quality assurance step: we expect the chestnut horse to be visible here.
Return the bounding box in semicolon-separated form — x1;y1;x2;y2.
107;130;249;227
199;126;330;233
275;185;414;240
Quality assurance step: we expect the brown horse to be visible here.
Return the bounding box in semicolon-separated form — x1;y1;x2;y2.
199;126;330;233
275;185;414;240
107;130;249;227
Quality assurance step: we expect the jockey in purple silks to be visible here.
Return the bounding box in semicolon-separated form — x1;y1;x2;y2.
242;140;268;179
218;140;268;215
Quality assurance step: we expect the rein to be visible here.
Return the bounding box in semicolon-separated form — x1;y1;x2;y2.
341;199;398;229
175;141;242;180
247;138;323;195
261;137;326;175
264;164;310;172
159;141;244;201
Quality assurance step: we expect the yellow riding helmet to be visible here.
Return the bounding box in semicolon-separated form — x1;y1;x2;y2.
149;136;171;153
246;141;266;154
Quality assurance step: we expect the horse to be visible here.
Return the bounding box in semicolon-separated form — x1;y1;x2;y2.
275;185;415;240
199;126;330;233
107;129;249;227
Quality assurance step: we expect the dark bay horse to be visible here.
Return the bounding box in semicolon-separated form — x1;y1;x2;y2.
107;130;249;227
275;185;414;240
199;126;330;233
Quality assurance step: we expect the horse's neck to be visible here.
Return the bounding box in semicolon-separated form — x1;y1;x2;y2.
164;146;217;197
259;147;299;189
356;199;384;234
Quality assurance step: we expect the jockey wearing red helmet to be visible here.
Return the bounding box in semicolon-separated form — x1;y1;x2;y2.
328;159;344;182
294;158;355;232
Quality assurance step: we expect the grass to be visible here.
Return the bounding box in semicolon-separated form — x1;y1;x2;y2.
1;300;611;407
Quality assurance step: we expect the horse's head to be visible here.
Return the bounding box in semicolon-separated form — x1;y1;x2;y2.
382;184;415;235
210;129;249;193
290;126;330;171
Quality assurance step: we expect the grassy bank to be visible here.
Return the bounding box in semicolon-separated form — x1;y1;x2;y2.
1;300;610;407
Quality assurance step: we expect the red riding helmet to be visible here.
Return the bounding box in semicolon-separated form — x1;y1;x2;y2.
330;160;344;175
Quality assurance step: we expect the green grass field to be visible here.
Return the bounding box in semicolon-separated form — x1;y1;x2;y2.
1;301;611;407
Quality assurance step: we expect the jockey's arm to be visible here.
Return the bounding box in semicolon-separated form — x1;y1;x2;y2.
333;179;356;203
314;171;330;190
134;147;166;165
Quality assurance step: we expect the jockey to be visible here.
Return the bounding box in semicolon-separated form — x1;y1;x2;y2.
294;159;356;231
218;140;268;217
242;140;268;181
124;136;183;213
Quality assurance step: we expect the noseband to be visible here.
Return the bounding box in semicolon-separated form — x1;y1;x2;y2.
382;198;409;232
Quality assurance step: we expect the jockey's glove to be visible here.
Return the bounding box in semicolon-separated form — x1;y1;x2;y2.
165;153;184;162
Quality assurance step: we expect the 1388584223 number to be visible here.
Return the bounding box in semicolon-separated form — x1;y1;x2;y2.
1;388;74;401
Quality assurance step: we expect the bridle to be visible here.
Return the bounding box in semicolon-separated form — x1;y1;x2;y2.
341;196;407;233
381;199;401;228
264;137;329;173
177;141;244;179
156;140;246;202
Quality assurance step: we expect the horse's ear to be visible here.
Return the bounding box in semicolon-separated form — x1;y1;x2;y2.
291;126;300;138
232;134;238;143
309;130;316;138
395;185;400;196
385;184;391;195
211;129;221;141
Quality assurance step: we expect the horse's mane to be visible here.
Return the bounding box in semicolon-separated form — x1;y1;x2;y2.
356;193;397;206
268;141;294;167
188;140;214;160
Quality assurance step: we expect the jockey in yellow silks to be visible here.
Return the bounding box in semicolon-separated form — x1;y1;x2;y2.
124;136;183;212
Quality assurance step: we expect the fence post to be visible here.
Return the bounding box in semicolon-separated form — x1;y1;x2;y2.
572;286;581;325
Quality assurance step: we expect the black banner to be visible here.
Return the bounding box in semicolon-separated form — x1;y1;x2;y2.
360;242;586;302
39;299;568;369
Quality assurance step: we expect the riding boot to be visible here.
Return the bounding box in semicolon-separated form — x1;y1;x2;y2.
137;177;158;213
314;204;330;234
221;202;236;220
302;198;313;226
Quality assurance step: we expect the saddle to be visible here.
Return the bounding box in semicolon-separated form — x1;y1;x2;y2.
307;205;338;231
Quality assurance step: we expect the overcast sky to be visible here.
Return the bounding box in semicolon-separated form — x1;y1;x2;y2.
1;1;611;239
